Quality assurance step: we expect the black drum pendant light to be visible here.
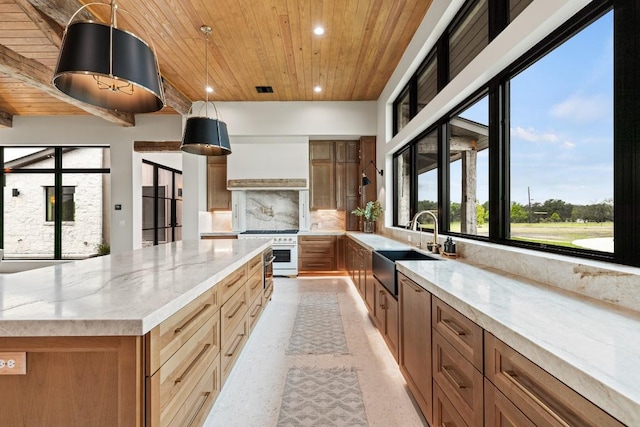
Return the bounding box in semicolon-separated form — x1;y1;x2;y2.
52;1;165;113
180;25;231;156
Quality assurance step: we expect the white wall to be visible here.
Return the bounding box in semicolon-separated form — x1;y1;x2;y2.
1;101;377;253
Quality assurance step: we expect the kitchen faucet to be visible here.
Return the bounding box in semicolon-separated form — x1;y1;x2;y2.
410;210;438;252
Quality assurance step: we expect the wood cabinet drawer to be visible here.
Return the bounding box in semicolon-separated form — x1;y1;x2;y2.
299;257;335;271
221;317;248;384
432;296;483;371
433;330;483;427
219;264;248;304
433;382;469;427
299;235;336;255
264;281;274;302
247;270;263;304
248;292;263;332
221;286;248;344
484;378;535;427
167;354;220;427
247;254;263;279
484;332;624;427
147;316;217;426
146;287;218;375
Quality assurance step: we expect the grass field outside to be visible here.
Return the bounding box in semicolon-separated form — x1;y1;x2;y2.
447;221;613;249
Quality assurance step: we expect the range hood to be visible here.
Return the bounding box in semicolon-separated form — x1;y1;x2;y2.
226;136;309;190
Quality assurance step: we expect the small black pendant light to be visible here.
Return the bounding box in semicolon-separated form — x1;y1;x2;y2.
52;1;165;113
180;25;232;156
361;160;383;186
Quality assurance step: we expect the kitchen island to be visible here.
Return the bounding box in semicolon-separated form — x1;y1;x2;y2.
0;238;270;426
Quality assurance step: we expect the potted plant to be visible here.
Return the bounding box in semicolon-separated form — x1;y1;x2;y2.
352;200;382;233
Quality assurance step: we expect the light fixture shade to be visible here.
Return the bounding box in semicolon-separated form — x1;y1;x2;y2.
362;174;372;186
53;21;165;113
181;117;232;156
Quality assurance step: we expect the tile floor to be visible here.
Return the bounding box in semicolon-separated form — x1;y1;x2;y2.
204;276;427;427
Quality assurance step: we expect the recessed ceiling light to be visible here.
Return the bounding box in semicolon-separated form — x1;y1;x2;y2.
314;86;322;93
313;26;325;36
205;86;213;93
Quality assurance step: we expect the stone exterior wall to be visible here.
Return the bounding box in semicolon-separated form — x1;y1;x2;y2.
3;149;105;258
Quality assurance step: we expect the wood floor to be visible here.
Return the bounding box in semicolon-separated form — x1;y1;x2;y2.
204;276;427;426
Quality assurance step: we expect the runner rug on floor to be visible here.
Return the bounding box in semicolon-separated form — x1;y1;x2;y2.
286;292;349;355
277;368;369;426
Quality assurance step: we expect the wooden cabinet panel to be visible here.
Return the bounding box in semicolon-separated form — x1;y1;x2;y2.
167;355;219;427
335;163;347;211
248;293;264;332
207;157;231;211
386;289;399;360
364;250;375;313
146;287;218;375
336;235;346;271
148;316;217;426
299;257;335;271
485;378;535;427
221;286;248;344
309;162;336;209
0;336;142;427
484;332;625;427
432;297;483;371
336;140;359;163
359;136;377;205
247;254;263;280
219;264;248;304
373;279;386;330
298;235;337;272
309;141;335;162
433;330;484;427
221;318;248;384
434;382;470;427
399;273;433;423
247;270;263;304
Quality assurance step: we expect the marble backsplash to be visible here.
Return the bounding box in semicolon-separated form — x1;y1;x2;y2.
382;225;640;314
246;190;299;230
309;210;345;230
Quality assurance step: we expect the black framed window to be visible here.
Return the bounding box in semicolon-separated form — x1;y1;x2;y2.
45;186;75;222
142;160;183;246
394;87;411;134
417;53;438;114
392;1;640;266
449;0;489;81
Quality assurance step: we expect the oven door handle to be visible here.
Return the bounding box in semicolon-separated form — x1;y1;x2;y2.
265;256;276;265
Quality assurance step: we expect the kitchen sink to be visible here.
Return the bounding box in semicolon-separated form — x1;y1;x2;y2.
372;249;441;297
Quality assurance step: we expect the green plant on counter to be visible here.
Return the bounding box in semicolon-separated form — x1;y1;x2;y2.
352;200;382;221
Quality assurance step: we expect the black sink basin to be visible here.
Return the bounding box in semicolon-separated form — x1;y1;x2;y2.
372;249;440;297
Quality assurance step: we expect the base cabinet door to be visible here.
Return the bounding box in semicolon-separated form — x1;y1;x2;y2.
434;383;470;427
399;273;433;424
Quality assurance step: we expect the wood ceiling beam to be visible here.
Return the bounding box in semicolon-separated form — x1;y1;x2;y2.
0;43;135;127
25;0;192;116
0;111;13;128
15;0;64;47
134;141;181;152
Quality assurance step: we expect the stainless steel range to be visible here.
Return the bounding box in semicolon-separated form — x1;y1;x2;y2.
238;230;298;276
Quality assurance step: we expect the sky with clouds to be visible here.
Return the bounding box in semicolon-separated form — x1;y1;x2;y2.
420;10;613;207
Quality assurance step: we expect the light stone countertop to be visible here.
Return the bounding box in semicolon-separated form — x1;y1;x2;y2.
200;231;239;237
0;239;270;337
297;230;346;236
347;232;640;425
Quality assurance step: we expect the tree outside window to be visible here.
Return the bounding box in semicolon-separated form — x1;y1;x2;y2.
46;186;75;222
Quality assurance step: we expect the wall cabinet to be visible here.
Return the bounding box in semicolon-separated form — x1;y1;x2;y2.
207;156;231;211
399;273;433;424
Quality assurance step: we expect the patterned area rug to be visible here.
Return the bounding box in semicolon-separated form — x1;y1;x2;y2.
277;368;369;426
286;293;349;355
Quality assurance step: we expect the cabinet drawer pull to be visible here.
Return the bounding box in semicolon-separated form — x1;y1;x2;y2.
187;391;211;427
226;333;244;357
442;318;466;336
442;365;466;389
504;370;570;427
250;303;262;318
175;344;211;384
250;278;261;290
174;304;212;334
250;259;261;268
227;273;245;288
227;300;245;319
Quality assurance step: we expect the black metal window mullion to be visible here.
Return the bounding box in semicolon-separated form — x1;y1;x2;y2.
439;121;450;232
153;164;159;246
488;0;508;41
488;78;509;242
54;147;63;259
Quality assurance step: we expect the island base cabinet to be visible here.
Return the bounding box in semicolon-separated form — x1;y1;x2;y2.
434;383;470;427
0;336;143;427
221;317;249;385
484;378;535;427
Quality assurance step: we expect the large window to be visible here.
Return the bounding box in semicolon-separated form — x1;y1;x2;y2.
392;2;631;265
509;11;613;252
142;161;183;247
449;0;488;80
1;147;109;259
449;95;489;236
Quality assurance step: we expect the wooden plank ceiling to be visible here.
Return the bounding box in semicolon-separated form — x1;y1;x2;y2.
0;0;433;125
